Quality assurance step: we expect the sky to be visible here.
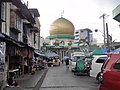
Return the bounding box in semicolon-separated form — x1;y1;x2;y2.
23;0;120;43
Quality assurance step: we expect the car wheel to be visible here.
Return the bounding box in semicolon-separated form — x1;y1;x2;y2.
96;72;103;84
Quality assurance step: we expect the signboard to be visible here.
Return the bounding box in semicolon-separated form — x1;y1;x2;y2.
0;42;6;89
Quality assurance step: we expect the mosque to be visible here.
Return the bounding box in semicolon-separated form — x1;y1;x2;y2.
46;16;84;59
49;17;75;46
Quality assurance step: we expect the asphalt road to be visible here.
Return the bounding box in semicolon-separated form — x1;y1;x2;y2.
39;64;100;90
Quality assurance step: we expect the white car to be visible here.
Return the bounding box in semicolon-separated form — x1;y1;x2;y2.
90;55;108;77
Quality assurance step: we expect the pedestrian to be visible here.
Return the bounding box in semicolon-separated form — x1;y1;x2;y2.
65;58;69;71
57;58;60;66
43;59;48;69
62;59;64;64
52;58;55;66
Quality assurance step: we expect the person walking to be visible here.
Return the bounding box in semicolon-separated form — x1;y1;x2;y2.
61;59;64;64
57;58;61;66
43;59;48;69
65;58;69;71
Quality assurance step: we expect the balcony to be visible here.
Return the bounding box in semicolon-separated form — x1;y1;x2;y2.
2;0;35;24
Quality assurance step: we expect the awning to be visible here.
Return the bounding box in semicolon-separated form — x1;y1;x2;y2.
34;50;49;58
34;50;42;57
87;48;105;56
0;33;6;41
45;52;59;58
113;47;120;52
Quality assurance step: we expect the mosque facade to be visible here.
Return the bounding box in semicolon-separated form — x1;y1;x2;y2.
45;17;93;60
46;17;76;59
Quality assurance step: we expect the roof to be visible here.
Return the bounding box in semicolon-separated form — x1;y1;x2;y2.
29;8;40;17
49;17;75;36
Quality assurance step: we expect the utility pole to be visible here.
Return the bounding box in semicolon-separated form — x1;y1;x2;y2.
106;23;110;52
99;13;109;48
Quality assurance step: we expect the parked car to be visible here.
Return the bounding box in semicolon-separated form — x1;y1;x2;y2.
90;55;108;78
99;53;120;90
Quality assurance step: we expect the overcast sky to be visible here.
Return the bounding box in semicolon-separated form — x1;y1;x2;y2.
23;0;120;43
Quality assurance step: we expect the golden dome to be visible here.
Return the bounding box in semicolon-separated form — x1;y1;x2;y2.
49;17;75;36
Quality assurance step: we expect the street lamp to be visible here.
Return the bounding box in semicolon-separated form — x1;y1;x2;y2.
95;26;112;52
95;29;106;47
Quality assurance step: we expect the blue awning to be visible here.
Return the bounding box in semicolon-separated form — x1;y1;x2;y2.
0;33;5;41
0;33;5;38
114;48;120;52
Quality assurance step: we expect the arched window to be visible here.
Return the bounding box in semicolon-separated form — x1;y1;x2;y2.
60;40;65;45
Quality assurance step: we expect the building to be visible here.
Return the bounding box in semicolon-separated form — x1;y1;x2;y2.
47;17;75;59
48;17;75;45
112;4;120;49
74;28;93;45
113;4;120;22
0;0;41;89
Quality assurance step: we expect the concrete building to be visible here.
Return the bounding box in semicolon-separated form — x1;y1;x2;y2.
29;9;41;50
0;0;41;89
112;4;120;49
113;4;120;22
74;28;93;45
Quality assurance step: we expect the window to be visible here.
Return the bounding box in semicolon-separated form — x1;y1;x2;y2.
113;59;120;70
75;32;79;34
96;57;107;63
75;35;79;37
101;57;110;70
1;3;5;21
16;15;22;30
72;56;85;62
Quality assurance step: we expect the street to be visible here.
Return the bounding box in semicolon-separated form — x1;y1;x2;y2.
40;64;100;90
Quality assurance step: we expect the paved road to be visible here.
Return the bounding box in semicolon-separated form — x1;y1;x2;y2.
40;64;100;90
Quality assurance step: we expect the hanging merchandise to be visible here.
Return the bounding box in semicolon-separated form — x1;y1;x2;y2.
0;42;6;89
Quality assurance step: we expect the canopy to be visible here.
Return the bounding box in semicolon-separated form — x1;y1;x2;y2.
34;50;49;59
100;48;107;54
0;33;7;41
88;48;105;56
34;49;43;57
45;52;59;58
113;48;120;52
92;48;105;55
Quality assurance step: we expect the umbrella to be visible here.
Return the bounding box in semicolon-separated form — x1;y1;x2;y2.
63;56;69;60
46;52;59;58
